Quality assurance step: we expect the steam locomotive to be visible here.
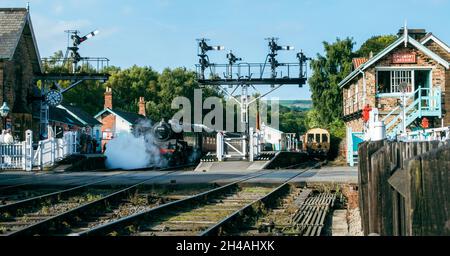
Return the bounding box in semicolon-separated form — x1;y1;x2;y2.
138;119;216;166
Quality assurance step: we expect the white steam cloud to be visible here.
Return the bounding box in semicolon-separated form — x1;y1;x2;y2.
104;120;166;170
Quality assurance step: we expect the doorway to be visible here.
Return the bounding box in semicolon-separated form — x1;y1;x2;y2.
415;70;431;97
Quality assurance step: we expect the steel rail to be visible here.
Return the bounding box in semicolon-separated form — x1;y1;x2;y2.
0;164;194;223
6;164;197;236
78;170;278;236
199;161;322;236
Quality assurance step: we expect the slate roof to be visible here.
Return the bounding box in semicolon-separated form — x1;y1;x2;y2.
0;8;27;59
94;108;146;125
60;103;102;126
32;103;86;127
113;109;145;124
49;107;84;127
0;8;42;72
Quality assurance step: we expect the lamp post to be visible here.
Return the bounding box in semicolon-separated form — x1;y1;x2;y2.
0;101;10;129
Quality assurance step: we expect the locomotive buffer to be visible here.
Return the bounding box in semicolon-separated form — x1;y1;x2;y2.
195;38;311;162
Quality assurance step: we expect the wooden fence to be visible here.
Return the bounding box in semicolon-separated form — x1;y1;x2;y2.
358;139;450;236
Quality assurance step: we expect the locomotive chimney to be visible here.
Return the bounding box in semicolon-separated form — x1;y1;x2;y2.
104;87;113;109
138;97;146;117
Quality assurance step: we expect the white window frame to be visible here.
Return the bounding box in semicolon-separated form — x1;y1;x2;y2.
390;70;413;93
375;67;433;98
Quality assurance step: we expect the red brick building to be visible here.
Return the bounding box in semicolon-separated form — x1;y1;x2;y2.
95;87;147;150
340;28;450;165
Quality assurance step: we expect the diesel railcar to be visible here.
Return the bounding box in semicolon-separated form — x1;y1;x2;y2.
302;128;330;156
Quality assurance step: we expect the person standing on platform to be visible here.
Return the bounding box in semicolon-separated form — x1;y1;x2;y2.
0;130;6;144
92;138;98;154
3;129;14;144
87;133;92;154
80;130;87;154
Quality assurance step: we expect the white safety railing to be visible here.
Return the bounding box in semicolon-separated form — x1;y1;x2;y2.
398;127;450;142
1;130;79;171
0;142;25;170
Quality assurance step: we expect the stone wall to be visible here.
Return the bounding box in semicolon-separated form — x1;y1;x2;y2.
0;31;38;139
446;70;450;125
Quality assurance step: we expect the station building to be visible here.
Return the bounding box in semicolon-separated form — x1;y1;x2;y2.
0;8;111;145
0;8;42;140
339;28;450;166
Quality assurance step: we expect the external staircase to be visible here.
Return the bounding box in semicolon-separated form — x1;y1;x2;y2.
381;87;442;137
347;87;442;167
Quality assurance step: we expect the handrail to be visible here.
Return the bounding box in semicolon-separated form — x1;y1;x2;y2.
384;87;442;136
382;87;421;122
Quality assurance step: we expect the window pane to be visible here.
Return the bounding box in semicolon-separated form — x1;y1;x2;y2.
322;134;329;143
378;71;391;93
390;70;412;93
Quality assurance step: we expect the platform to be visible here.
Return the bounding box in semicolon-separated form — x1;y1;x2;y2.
194;160;270;172
0;166;358;187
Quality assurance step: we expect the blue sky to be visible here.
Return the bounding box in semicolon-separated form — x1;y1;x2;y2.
2;0;450;100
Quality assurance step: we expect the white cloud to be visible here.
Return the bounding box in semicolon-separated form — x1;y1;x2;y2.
52;3;64;15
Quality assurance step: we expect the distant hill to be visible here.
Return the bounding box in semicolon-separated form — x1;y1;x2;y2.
279;100;313;111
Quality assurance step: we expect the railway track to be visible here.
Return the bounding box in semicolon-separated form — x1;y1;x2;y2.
77;161;323;236
0;165;191;205
0;171;130;207
0;175;123;205
233;189;337;236
0;164;196;236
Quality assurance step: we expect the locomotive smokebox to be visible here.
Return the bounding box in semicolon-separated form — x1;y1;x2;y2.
153;120;173;142
152;119;184;142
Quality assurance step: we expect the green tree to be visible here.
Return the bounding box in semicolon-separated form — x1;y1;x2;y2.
151;67;221;121
305;109;321;129
309;38;355;126
279;108;308;135
104;65;160;113
355;35;397;58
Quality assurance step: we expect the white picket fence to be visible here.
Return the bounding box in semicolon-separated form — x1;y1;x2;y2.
0;130;78;171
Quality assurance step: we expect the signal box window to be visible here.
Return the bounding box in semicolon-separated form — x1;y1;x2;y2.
377;70;413;94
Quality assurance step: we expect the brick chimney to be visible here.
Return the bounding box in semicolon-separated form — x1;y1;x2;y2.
397;28;427;41
104;87;113;109
138;97;146;117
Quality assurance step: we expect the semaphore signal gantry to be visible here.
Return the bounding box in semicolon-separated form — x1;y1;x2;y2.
195;37;311;86
195;38;311;161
